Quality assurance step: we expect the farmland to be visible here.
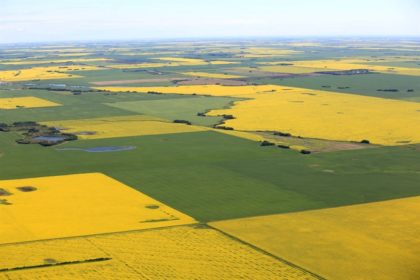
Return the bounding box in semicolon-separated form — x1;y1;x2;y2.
96;85;420;145
42;115;210;139
0;173;195;244
211;196;420;279
0;96;60;109
0;39;419;279
0;225;319;279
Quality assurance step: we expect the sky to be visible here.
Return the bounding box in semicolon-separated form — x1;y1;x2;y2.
1;0;419;44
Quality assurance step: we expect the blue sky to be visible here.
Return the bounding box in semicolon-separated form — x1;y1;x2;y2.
1;0;419;43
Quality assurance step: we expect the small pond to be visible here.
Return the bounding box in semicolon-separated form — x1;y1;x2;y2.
57;146;136;153
33;136;66;142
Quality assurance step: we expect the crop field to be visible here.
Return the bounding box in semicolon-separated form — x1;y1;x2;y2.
107;57;237;70
0;225;319;279
1;58;111;65
257;73;420;101
105;95;237;126
0;96;60;109
0;39;419;279
0;65;102;82
211;196;420;280
96;85;420;145
0;173;195;244
95;84;282;97
181;71;243;79
207;87;420;145
42;115;210;139
263;59;420;76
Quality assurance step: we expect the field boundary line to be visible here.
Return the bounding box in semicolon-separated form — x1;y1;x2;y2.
0;222;198;247
207;223;326;280
0;257;111;273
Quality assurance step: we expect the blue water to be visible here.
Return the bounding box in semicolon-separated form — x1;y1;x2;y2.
57;146;136;153
34;136;66;142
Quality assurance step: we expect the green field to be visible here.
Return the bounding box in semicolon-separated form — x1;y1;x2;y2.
1;129;419;222
1;0;420;276
1;40;420;223
0;89;227;122
254;73;420;101
106;95;239;126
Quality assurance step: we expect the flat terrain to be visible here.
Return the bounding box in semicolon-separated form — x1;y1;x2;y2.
0;39;419;279
0;173;195;244
211;196;420;280
0;225;319;280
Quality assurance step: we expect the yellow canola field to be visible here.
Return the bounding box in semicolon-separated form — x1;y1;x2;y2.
0;65;102;82
94;85;420;145
42;115;209;140
0;238;106;270
157;57;209;65
260;59;420;76
0;225;319;280
207;88;420;145
95;85;280;98
109;62;175;69
182;71;242;79
0;173;195;244
0;97;60;110
1;58;110;65
157;56;237;65
211;196;420;280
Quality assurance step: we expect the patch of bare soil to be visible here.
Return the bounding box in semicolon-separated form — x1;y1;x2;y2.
256;131;376;153
319;141;373;153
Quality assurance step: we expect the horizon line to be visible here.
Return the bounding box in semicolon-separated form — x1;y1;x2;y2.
1;35;420;46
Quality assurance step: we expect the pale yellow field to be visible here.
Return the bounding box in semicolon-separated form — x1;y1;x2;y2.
0;97;60;109
211;196;420;280
212;129;266;142
208;60;238;65
0;65;102;82
157;56;237;65
0;225;318;279
157;57;209;65
238;48;302;58
0;173;195;244
94;85;420;145
42;115;209;139
207;87;420;145
182;71;242;79
108;62;175;69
